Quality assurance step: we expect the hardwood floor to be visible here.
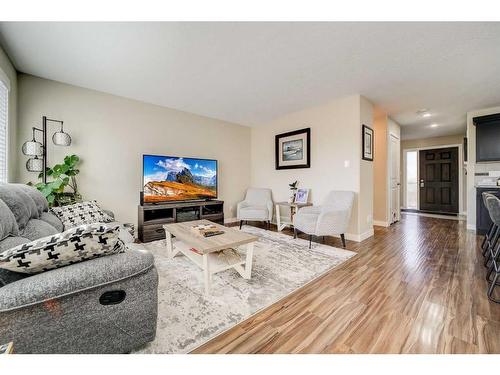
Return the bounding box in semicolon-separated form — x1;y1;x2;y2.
193;214;500;354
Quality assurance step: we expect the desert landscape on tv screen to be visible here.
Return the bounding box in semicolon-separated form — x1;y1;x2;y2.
143;156;217;203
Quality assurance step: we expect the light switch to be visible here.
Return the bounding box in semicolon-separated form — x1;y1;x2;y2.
344;160;350;168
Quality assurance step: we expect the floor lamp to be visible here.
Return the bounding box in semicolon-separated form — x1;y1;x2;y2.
22;116;72;183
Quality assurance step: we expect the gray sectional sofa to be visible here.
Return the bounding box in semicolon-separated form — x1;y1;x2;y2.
0;183;158;353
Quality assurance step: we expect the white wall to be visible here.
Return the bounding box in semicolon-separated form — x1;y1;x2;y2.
250;95;374;241
466;105;500;230
16;74;251;225
0;44;17;182
16;74;375;239
388;118;400;139
373;112;388;224
359;96;374;238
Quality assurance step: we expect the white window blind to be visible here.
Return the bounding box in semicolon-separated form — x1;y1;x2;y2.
0;79;8;183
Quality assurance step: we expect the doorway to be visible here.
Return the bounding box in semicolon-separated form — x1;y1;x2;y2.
419;147;459;214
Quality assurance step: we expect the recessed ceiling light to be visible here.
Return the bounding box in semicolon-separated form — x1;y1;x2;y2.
422;113;431;118
430;123;438;128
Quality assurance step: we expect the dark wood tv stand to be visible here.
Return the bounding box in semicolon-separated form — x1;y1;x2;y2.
138;200;224;243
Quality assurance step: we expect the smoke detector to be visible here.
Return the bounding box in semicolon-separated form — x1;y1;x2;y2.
417;109;431;117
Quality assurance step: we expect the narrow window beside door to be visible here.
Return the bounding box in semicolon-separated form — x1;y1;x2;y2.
406;151;418;209
0;79;8;183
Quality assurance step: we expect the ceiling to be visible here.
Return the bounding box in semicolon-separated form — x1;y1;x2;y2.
1;22;500;139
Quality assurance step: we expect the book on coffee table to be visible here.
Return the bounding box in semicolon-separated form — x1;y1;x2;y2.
190;223;224;238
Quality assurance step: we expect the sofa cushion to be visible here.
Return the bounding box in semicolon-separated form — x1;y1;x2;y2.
239;206;269;220
0;198;19;241
0;184;39;231
0;269;29;287
21;219;59;241
0;245;154;312
13;184;49;215
51;200;113;230
0;224;125;274
107;221;134;244
0;237;31;287
0;236;29;254
39;212;64;233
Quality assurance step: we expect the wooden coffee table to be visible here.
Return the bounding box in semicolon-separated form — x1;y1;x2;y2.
163;220;258;295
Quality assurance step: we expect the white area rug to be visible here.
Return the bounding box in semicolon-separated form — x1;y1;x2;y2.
135;225;356;353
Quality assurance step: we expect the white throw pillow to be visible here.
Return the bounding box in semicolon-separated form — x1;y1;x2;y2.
0;223;125;274
51;200;113;230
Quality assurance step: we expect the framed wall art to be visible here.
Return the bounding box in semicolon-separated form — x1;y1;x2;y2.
275;128;311;170
362;124;374;161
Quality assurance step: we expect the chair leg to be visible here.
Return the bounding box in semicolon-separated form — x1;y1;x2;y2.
487;272;500;303
485;229;500;265
294;227;297;239
487;245;500;280
239;220;243;230
482;223;496;255
481;226;489;250
340;234;346;248
309;235;312;249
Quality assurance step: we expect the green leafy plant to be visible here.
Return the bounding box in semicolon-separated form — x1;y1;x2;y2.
28;155;81;207
288;180;298;202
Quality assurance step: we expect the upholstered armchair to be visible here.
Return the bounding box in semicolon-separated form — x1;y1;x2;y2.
293;190;355;248
237;188;274;230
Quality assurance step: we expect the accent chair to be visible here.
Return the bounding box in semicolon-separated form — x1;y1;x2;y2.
237;188;274;230
293;190;354;248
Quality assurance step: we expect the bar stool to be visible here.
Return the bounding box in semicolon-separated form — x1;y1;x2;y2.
484;195;500;303
481;192;498;257
484;193;500;268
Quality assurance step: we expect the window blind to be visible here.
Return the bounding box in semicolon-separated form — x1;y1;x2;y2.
0;80;8;183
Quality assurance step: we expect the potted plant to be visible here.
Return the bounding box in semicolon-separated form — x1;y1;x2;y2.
28;155;81;207
288;180;298;203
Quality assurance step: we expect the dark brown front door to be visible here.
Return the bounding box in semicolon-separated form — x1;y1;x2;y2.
419;147;459;214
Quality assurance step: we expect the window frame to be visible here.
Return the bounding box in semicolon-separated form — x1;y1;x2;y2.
0;71;10;183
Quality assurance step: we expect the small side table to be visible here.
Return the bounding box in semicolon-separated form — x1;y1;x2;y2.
275;202;312;232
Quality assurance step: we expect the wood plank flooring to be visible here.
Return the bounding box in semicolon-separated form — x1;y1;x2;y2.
193;214;500;353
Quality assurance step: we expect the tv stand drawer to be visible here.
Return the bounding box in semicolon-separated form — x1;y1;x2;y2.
138;200;224;243
141;223;168;242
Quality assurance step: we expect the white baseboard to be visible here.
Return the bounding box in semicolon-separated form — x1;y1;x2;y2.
373;220;390;227
232;218;374;243
344;229;374;242
359;229;375;242
466;224;476;231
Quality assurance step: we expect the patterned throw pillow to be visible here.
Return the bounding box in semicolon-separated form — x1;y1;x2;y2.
51;200;113;230
0;224;125;274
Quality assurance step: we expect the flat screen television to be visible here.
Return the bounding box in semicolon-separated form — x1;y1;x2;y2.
143;155;218;203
